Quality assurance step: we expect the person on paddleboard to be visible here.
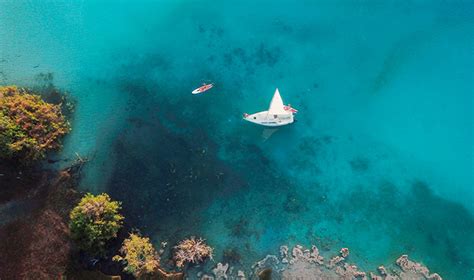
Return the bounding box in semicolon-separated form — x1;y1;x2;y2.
192;82;214;95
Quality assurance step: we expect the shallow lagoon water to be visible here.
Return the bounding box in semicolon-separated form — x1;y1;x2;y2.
1;0;473;278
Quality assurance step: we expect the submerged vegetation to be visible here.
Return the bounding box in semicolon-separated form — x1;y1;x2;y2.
0;85;70;161
113;233;160;278
69;193;124;256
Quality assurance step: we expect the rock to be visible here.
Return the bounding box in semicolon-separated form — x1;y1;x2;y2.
396;255;442;280
427;273;443;280
377;265;387;275
396;255;427;274
344;263;366;278
292;245;304;259
340;247;350;258
280;245;289;263
256;245;442;280
335;266;345;275
254;254;279;268
237;270;246;280
287;244;324;265
308;245;324;264
303;249;311;258
369;272;383;280
258;268;272;280
334;263;367;278
328;255;345;268
212;263;229;280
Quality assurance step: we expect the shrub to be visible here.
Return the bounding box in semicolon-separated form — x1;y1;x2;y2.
174;237;213;268
113;233;160;277
69;193;124;256
0;85;70;161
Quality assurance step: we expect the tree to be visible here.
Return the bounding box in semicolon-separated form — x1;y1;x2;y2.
69;193;124;256
0;85;70;161
113;233;160;278
174;237;213;268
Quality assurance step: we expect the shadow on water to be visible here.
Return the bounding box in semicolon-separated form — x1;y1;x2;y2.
107;92;246;237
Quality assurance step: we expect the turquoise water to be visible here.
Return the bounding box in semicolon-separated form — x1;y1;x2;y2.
1;0;473;278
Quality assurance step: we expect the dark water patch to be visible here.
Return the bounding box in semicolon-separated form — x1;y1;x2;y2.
289;136;334;174
272;19;293;34
253;43;281;67
233;48;247;61
222;47;250;68
222;52;233;66
221;43;282;72
297;136;329;156
227;216;253;238
196;23;225;38
105;76;252;246
28;72;76;118
371;31;432;94
245;144;270;166
116;52;172;82
223;247;242;265
126;117;154;129
283;192;308;214
349;157;370;172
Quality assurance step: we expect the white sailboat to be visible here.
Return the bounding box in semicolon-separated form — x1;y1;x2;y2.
243;88;297;127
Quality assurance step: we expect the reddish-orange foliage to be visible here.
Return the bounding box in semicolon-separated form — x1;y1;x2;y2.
0;85;70;160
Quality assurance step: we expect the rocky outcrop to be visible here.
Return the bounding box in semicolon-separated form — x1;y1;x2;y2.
212;262;229;280
250;245;443;280
396;255;443;280
334;263;366;279
340;247;349;258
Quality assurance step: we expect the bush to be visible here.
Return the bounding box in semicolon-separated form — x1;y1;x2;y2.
69;193;124;256
0;85;70;161
174;237;213;268
113;233;160;278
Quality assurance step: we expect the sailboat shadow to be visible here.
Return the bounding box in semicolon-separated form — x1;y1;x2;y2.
261;128;279;142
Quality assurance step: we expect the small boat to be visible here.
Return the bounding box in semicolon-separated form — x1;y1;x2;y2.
192;83;214;95
243;88;297;127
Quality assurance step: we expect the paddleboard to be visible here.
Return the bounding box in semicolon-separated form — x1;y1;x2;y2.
192;83;214;95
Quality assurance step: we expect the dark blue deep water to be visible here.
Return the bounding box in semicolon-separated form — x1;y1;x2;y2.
1;0;473;278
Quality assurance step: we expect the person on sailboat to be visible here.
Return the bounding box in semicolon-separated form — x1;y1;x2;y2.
284;104;298;113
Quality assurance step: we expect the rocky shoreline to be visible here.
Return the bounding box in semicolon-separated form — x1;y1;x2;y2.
197;244;442;280
0;158;445;280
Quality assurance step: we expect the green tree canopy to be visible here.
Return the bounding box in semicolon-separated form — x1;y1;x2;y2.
69;193;124;256
0;85;70;161
113;233;160;278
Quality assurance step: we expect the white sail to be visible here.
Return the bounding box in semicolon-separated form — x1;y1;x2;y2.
268;88;288;115
243;87;295;127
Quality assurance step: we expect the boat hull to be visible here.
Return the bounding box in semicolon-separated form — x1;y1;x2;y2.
243;111;294;127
